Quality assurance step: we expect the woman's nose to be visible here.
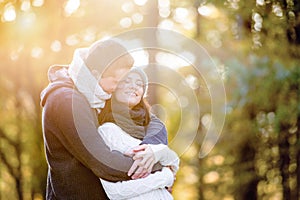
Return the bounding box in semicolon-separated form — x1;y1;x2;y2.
128;81;137;89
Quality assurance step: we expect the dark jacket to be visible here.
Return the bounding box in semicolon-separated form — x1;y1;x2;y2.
40;65;167;200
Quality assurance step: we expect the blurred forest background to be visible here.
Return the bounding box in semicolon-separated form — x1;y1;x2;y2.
0;0;299;199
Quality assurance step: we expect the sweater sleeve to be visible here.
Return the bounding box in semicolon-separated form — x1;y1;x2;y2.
52;88;133;182
100;167;174;200
141;114;168;145
98;123;141;154
97;123;174;199
149;144;180;173
140;115;180;173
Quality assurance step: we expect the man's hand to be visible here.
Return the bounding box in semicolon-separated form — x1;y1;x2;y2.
127;144;156;179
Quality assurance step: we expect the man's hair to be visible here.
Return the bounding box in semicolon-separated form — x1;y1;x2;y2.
84;39;133;74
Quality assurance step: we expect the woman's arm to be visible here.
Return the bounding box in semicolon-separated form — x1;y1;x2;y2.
98;122;141;154
132;144;180;174
98;123;174;199
148;144;180;173
100;167;174;200
141;114;168;145
133;114;180;173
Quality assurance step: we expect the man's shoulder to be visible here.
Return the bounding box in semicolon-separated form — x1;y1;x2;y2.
50;87;85;103
43;86;88;113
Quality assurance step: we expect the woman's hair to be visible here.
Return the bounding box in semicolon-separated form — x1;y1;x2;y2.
99;67;150;127
98;97;151;126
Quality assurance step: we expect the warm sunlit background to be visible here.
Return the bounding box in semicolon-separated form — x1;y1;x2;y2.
0;0;299;200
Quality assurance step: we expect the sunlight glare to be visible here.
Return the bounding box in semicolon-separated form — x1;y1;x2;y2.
201;113;212;129
2;4;16;22
66;34;80;46
203;171;220;184
132;13;143;24
155;52;189;70
82;28;97;42
131;50;149;66
21;1;31;12
51;40;62;52
179;96;189;108
121;2;134;13
32;0;44;7
198;4;219;18
10;51;19;61
212;155;225;165
10;45;24;61
158;0;170;7
159;8;170;18
174;7;189;23
64;0;80;16
256;0;265;6
253;12;263;31
158;19;174;30
119;17;132;28
19;12;36;29
185;75;199;90
31;47;43;59
272;4;283;17
183;20;194;30
134;0;147;6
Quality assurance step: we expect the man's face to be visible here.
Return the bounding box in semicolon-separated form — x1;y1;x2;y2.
99;68;130;94
99;54;134;94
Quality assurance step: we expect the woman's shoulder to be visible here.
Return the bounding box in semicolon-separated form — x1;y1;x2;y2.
98;122;123;132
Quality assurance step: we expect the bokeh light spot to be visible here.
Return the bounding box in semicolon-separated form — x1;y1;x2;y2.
32;0;44;7
159;7;171;18
131;13;143;24
3;4;16;22
21;1;31;12
121;2;134;13
203;171;220;184
66;35;80;46
119;17;132;28
51;40;62;52
158;19;174;30
31;47;44;59
64;0;80;16
198;4;219;18
134;0;148;6
158;0;170;7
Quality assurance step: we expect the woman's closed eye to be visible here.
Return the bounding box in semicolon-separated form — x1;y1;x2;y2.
135;80;144;88
118;78;143;88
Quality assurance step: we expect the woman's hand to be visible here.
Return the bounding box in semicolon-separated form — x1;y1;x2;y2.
127;144;156;179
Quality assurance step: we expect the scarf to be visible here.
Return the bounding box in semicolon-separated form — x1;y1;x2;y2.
99;98;147;140
68;48;111;110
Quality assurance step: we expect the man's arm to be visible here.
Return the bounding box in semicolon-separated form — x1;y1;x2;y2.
52;88;133;182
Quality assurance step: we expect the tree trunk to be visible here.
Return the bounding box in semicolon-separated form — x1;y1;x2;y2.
296;115;300;200
194;0;200;38
145;0;159;105
279;128;291;200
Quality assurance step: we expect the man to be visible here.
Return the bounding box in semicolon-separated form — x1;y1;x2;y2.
40;39;168;199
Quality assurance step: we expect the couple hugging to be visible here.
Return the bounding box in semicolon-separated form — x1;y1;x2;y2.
40;38;180;199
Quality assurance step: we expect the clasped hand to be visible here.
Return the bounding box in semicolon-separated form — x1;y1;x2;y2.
125;144;156;179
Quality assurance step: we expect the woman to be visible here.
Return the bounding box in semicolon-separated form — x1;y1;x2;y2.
97;67;180;200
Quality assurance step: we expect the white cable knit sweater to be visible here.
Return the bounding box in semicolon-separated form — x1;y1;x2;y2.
98;123;180;200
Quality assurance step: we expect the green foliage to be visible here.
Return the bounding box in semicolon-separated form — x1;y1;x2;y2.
0;0;299;199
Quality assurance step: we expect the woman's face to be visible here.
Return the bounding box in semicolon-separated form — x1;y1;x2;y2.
114;72;144;108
